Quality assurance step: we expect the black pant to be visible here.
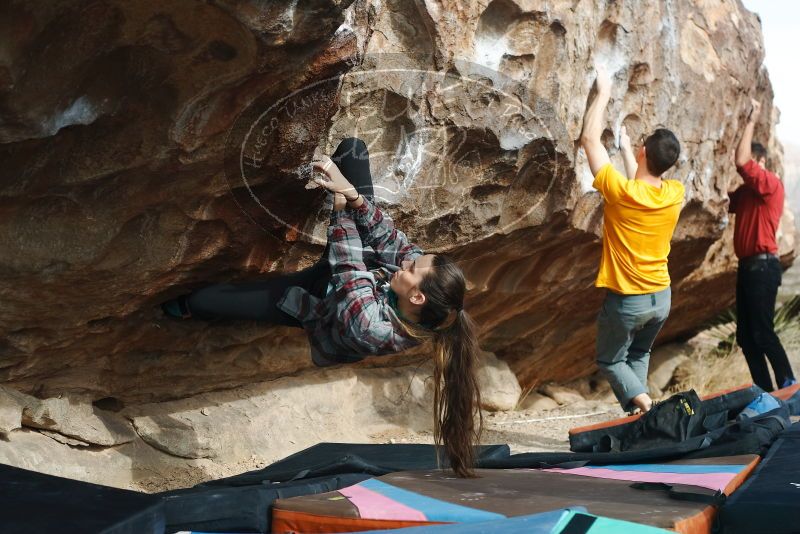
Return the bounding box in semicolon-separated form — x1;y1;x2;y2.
736;256;795;391
187;262;329;326
187;138;375;326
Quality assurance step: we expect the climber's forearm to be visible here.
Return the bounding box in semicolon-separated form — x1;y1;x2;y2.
735;117;756;168
621;146;638;179
581;86;612;175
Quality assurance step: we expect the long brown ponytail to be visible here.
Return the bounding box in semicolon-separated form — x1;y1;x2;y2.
416;255;482;478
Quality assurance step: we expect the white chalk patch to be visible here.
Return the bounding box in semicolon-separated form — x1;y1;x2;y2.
285;0;298;25
660;0;680;87
593;21;630;76
499;128;530;151
473;34;508;71
614;115;624;148
397;132;426;190
45;96;99;136
684;170;696;202
673;171;697;206
373;130;430;205
703;164;714;183
593;45;627;75
336;2;355;36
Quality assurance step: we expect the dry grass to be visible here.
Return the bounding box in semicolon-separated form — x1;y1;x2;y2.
669;296;800;395
669;338;751;395
514;382;539;411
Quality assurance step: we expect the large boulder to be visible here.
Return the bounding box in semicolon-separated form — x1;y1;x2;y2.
648;343;692;392
518;392;559;413
539;383;585;406
0;1;792;404
476;351;522;411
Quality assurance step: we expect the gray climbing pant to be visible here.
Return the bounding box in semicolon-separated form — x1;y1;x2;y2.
596;287;672;410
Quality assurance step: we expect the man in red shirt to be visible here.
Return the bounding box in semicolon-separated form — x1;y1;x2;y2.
729;98;796;391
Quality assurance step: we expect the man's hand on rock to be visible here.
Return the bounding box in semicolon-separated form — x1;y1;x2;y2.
749;99;762;121
595;64;612;95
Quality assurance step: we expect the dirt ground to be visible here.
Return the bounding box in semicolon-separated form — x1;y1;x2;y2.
368;400;626;453
131;403;624;493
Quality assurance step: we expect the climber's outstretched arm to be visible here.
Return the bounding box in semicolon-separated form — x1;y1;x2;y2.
313;154;422;267
581;66;613;176
735;98;760;168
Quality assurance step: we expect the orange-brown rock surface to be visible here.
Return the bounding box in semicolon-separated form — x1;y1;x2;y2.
0;0;792;404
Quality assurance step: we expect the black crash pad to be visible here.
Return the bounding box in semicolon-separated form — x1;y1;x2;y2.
0;463;164;534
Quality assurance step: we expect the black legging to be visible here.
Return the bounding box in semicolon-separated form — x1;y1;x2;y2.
187;138;375;326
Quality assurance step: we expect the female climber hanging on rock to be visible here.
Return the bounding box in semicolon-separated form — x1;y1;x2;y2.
161;138;482;477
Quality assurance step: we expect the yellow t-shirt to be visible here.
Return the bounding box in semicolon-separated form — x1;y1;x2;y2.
593;163;685;295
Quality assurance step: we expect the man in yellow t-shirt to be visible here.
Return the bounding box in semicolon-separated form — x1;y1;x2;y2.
580;66;685;414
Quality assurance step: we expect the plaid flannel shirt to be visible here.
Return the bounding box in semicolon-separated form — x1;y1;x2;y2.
277;197;424;366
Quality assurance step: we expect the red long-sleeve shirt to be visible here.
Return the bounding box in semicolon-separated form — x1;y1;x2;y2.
728;159;784;259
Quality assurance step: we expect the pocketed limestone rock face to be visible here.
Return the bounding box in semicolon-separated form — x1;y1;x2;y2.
0;0;792;405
